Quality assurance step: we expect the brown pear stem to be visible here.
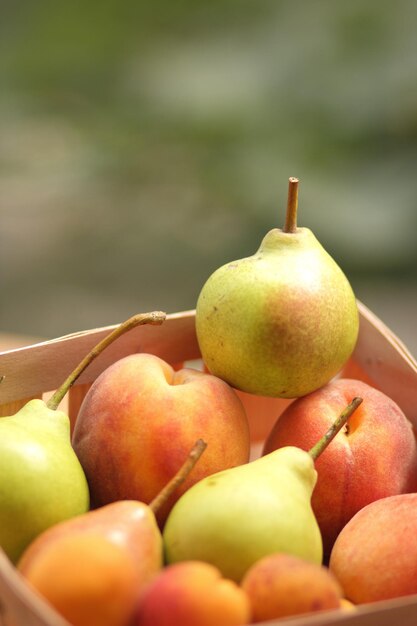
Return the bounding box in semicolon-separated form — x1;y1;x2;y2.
47;311;166;410
308;397;363;461
283;177;299;233
149;439;207;514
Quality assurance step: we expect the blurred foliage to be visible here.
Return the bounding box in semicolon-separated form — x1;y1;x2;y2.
1;0;416;338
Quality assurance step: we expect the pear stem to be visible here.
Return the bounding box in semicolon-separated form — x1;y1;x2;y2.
308;397;363;461
283;177;299;233
47;311;166;411
149;439;207;514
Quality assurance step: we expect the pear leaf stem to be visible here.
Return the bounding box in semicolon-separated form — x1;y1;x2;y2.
149;439;207;515
308;397;363;461
47;310;166;411
283;176;299;233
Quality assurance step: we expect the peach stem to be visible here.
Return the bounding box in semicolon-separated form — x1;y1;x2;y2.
283;177;299;233
149;439;207;514
308;397;363;461
47;311;166;410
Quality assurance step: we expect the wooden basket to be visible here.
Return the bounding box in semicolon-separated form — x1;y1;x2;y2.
1;301;417;626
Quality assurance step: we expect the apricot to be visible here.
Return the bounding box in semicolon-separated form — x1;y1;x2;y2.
135;561;250;626
241;553;343;622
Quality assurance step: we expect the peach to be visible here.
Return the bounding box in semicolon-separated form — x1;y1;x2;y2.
23;533;141;626
135;561;250;626
72;354;250;524
263;378;417;556
330;493;417;603
241;553;343;622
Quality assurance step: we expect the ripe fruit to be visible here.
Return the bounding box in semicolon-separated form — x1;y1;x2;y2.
196;178;358;398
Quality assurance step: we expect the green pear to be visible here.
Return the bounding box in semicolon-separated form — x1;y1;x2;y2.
0;311;165;563
196;178;359;398
0;401;89;564
163;398;362;582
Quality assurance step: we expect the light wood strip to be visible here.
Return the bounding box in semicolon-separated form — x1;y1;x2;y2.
353;302;417;423
0;549;69;626
0;311;199;406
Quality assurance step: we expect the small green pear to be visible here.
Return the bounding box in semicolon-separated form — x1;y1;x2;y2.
196;178;359;398
163;398;362;582
0;400;89;564
0;311;165;563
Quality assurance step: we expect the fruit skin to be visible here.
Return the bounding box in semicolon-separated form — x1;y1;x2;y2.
196;227;359;398
263;378;417;556
135;561;251;626
0;400;89;563
18;501;162;589
18;501;163;626
340;598;356;611
163;446;322;582
241;553;343;622
22;534;141;626
72;353;250;523
329;493;417;604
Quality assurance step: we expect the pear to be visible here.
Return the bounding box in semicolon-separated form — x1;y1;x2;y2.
0;400;89;565
163;397;362;582
17;440;206;626
196;177;359;398
0;311;165;563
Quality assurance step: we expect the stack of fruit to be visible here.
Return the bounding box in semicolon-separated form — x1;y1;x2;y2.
1;178;417;626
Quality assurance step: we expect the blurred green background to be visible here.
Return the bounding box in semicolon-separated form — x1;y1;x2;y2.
1;0;416;354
